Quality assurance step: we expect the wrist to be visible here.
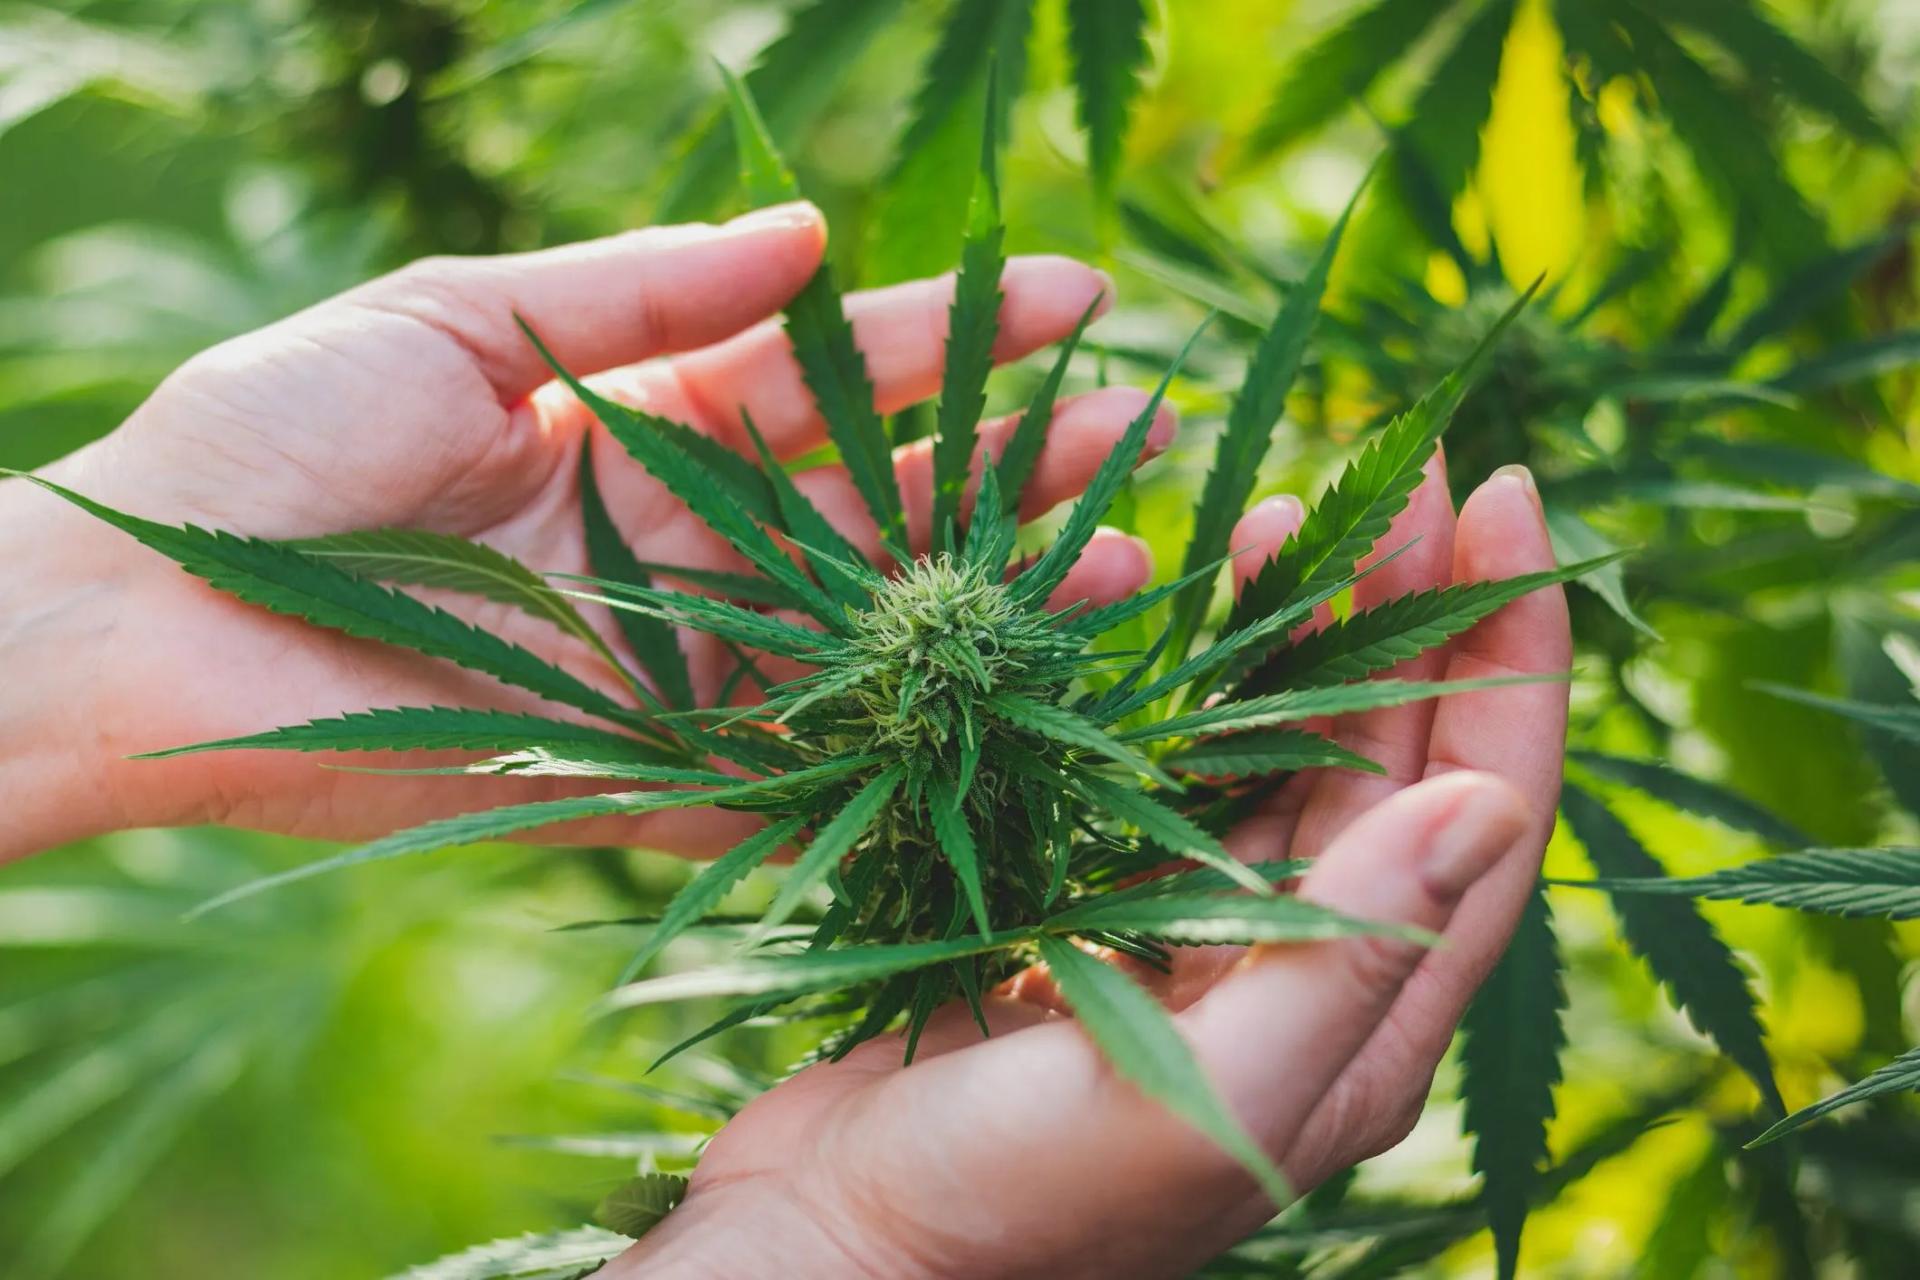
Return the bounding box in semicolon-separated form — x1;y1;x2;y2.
603;1178;937;1280
0;445;153;859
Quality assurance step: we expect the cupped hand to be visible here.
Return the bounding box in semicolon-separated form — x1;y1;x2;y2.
4;203;1169;856
603;459;1571;1280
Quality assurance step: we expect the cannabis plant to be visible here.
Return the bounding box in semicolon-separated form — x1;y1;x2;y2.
12;70;1613;1261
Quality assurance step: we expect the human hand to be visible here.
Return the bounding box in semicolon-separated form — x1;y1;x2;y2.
0;203;1167;858
600;461;1570;1279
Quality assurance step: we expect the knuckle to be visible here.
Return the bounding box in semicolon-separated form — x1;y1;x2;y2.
1337;932;1423;1001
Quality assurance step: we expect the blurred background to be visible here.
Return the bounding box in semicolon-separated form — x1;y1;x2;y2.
3;0;1918;1275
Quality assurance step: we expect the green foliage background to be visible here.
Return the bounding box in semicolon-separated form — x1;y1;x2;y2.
3;0;1918;1276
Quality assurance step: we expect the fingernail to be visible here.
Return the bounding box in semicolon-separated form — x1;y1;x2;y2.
1419;778;1527;900
1490;462;1538;500
1255;493;1305;522
1091;269;1118;316
726;200;822;234
1145;403;1179;454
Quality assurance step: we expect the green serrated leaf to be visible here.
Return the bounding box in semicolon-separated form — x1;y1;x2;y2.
1226;287;1535;634
929;773;991;938
577;448;695;710
710;81;911;557
1561;784;1783;1112
390;1226;630;1280
191;756;881;917
931;83;1007;553
1541;507;1659;641
1164;728;1384;778
1661;0;1897;150
602;931;1028;1011
286;526;630;676
619;817;809;983
984;690;1175;786
593;1172;689;1240
757;767;905;937
1120;674;1557;742
522;325;842;626
1065;0;1150;197
1753;683;1920;744
996;296;1099;519
129;706;663;762
1046;890;1430;947
1750;1044;1920;1148
1011;314;1211;604
1035;935;1291;1207
1242;0;1449;161
656;0;904;220
1571;847;1920;920
1170;180;1359;655
1246;557;1619;692
1396;0;1515;201
1567;750;1810;847
559;579;834;661
13;473;633;725
737;409;871;609
1066;773;1270;897
1457;886;1565;1280
867;0;1031;284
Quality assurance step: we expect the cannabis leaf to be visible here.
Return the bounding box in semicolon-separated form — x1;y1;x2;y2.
931;84;1006;552
285;526;626;675
11;473;633;726
577;448;696;710
602;932;1025;1010
1226;287;1535;636
867;0;1032;284
1245;557;1619;692
1567;750;1809;847
1561;784;1783;1113
594;1172;689;1239
1164;728;1384;779
1065;0;1150;198
619;816;809;983
1754;684;1920;744
1750;1044;1920;1148
656;0;906;220
1573;847;1920;920
720;63;907;558
1242;0;1446;162
390;1226;629;1280
1169;179;1358;654
1010;313;1211;604
1457;887;1565;1280
1045;891;1429;947
131;706;669;762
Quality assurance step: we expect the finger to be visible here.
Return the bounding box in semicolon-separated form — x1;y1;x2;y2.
1287;451;1458;859
661;255;1113;457
1231;495;1305;596
1042;527;1153;613
1284;464;1571;1185
352;203;828;402
789;387;1174;564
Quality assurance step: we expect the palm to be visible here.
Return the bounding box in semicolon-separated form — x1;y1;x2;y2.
607;458;1570;1279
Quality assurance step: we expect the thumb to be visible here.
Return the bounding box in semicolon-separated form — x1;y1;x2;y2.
348;202;827;401
1180;771;1528;1146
